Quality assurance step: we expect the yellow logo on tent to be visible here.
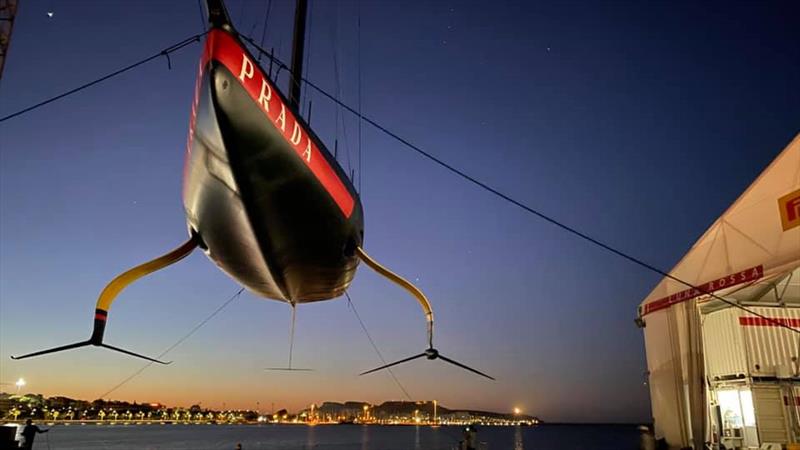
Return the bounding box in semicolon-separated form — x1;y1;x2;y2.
779;188;800;231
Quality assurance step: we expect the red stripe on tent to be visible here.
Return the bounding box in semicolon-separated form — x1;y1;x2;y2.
739;317;800;327
642;265;764;316
195;29;355;218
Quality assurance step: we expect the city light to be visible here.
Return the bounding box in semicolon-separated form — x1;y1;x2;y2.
0;393;537;427
15;378;26;393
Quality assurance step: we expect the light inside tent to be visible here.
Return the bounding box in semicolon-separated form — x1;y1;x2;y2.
717;389;756;429
718;390;743;428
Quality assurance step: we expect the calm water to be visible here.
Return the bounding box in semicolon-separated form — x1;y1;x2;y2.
19;423;640;450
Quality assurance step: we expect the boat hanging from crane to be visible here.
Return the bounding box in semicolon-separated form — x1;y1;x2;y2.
11;0;493;381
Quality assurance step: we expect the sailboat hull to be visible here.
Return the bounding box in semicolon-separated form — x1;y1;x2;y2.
183;29;364;303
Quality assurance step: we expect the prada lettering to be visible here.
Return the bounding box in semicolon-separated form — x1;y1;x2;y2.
191;29;355;217
238;54;311;163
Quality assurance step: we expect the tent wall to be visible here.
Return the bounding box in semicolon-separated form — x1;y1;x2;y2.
643;302;705;448
639;134;800;449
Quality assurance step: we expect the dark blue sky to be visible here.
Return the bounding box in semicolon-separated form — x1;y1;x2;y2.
1;0;798;423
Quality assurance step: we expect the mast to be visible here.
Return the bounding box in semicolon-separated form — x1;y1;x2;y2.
205;0;233;30
289;0;308;110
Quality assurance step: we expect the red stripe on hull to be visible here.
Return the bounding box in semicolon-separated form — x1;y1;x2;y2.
188;29;355;218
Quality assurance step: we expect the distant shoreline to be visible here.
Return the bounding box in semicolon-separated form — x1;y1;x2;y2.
2;420;642;427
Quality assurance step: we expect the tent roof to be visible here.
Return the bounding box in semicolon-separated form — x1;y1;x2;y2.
639;134;800;316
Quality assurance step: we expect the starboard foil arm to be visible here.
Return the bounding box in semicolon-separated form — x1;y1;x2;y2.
354;247;494;380
11;235;200;364
355;247;434;348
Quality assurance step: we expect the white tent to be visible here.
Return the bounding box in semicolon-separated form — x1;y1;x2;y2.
639;133;800;448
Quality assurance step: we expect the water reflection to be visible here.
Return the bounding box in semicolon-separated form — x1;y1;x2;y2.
432;427;442;450
306;425;316;449
415;425;421;450
361;425;370;450
514;425;524;450
19;423;644;450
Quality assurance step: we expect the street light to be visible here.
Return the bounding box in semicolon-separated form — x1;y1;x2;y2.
513;407;521;415
15;378;26;393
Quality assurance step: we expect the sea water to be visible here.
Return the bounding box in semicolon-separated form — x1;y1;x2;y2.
24;423;639;449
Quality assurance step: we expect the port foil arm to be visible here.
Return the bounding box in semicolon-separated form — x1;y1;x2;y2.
95;234;200;311
11;235;200;364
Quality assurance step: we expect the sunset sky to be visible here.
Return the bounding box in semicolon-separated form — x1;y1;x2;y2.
1;0;798;423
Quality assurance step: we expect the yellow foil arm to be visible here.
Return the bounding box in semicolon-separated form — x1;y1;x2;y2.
96;235;199;311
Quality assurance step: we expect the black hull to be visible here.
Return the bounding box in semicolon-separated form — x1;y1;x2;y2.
183;30;364;303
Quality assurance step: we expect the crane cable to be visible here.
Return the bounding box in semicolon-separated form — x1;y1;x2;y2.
239;35;800;335
0;32;206;123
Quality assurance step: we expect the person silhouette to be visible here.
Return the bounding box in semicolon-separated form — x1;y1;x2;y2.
20;419;48;450
461;424;477;450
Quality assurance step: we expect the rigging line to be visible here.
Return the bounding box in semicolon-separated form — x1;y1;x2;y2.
96;287;244;400
357;0;363;193
337;68;354;178
288;304;297;368
257;0;273;60
237;0;246;28
0;32;207;123
345;291;413;401
330;3;353;177
196;0;207;32
331;12;340;161
248;21;259;39
302;0;314;117
240;34;800;335
330;7;340;153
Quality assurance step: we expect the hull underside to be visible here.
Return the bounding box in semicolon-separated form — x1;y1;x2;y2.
183;58;363;303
